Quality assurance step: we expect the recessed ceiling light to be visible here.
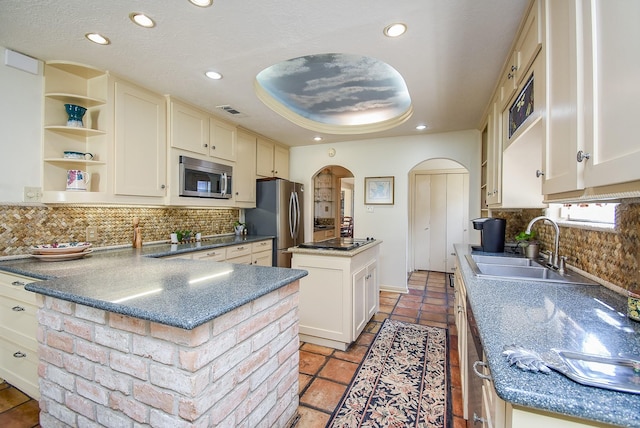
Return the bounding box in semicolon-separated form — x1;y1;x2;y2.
416;124;427;131
205;70;223;80
85;33;110;45
313;136;323;141
130;13;155;28
189;0;213;7
384;23;407;38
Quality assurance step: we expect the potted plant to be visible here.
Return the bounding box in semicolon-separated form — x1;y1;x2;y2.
234;221;245;235
515;230;539;259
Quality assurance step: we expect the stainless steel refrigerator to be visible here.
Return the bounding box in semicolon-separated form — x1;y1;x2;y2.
245;178;304;268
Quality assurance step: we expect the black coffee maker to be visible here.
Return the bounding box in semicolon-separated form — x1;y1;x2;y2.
471;217;506;253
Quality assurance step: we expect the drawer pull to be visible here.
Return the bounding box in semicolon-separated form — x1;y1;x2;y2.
13;351;26;358
12;305;25;312
206;252;218;256
11;281;25;287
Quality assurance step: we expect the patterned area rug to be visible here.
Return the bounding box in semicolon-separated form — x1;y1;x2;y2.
327;319;450;428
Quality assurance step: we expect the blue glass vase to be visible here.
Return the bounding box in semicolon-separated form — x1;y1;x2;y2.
64;104;87;128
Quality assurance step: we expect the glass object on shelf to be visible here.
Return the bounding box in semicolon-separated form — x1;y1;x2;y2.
64;103;87;128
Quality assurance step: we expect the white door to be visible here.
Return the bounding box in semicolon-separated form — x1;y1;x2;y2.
412;172;468;273
412;174;431;270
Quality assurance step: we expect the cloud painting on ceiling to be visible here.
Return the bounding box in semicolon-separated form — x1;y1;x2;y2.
255;53;413;133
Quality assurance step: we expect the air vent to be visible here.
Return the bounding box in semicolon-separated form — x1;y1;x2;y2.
216;105;246;117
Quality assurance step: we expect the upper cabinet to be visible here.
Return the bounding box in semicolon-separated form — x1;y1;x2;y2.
42;62;110;203
256;137;289;179
168;98;237;162
114;79;167;199
235;130;258;206
482;0;545;209
542;0;640;198
209;119;237;162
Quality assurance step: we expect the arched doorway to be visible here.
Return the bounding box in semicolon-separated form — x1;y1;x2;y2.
409;159;470;273
312;165;354;241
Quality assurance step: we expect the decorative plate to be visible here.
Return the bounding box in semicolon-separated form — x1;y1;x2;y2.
30;242;92;255
31;249;93;262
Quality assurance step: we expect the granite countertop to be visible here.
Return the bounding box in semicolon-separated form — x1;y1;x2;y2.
455;244;640;427
288;239;382;257
0;235;307;330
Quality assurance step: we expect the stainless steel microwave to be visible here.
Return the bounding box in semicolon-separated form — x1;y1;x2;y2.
179;156;232;199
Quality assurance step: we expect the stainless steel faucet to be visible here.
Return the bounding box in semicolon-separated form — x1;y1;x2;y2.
525;216;560;269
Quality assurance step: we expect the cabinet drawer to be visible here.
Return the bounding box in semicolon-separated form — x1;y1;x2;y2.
226;254;252;265
225;244;251;259
251;251;272;267
0;335;39;399
163;253;194;260
0;272;38;305
0;295;37;344
193;248;226;262
251;240;272;253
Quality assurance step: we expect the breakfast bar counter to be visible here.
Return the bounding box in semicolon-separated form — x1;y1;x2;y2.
0;237;307;427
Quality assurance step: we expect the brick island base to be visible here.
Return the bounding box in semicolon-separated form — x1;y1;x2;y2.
34;281;300;427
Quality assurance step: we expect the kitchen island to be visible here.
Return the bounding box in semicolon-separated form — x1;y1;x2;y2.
455;244;640;428
289;238;381;350
0;237;307;427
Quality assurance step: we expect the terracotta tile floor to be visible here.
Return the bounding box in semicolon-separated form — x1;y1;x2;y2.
0;270;463;428
296;270;465;428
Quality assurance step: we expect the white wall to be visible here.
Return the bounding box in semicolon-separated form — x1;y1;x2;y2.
0;46;43;202
289;131;482;292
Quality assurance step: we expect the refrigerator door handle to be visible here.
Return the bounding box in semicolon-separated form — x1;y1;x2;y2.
293;191;301;237
289;191;296;239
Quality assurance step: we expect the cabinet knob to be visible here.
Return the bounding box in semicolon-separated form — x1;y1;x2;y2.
508;72;515;79
511;64;518;72
160;184;166;189
204;144;208;148
212;145;216;150
577;150;591;163
536;170;545;177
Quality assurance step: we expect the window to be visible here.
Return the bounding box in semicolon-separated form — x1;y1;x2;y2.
550;203;618;227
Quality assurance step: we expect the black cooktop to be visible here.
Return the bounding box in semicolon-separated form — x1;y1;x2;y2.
298;237;375;251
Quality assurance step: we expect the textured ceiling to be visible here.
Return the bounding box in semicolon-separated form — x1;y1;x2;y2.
0;0;529;146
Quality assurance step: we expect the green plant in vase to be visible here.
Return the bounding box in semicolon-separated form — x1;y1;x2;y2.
515;230;539;259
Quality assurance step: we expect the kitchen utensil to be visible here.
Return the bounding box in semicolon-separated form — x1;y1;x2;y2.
66;169;91;191
503;345;640;394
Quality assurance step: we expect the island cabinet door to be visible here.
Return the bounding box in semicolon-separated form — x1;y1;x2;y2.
352;265;367;339
364;259;378;320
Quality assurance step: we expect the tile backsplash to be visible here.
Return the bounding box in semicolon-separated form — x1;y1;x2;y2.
0;204;239;256
492;201;640;294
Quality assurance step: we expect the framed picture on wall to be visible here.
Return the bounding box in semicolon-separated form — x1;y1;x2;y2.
364;176;394;205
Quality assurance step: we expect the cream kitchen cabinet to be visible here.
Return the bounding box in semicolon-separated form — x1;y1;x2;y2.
542;0;640;198
114;79;167;198
256;137;289;179
498;1;541;110
209;119;236;162
485;95;502;206
162;239;273;266
352;259;378;340
168;98;237;162
0;271;40;399
169;98;209;156
234;130;257;206
42;61;110;203
454;260;469;420
291;242;381;351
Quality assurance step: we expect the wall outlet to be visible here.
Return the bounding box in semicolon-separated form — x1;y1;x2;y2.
23;186;42;202
86;226;98;241
366;205;374;213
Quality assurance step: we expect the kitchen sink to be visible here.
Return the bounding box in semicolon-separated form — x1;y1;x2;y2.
465;254;598;285
471;254;533;266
